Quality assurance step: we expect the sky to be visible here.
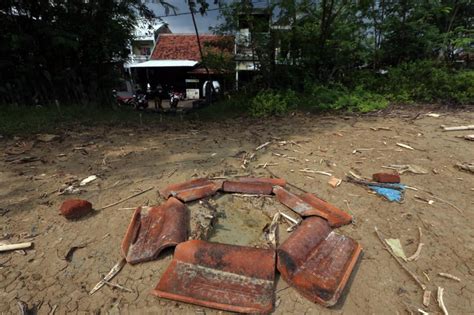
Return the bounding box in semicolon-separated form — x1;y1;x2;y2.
147;1;269;34
148;1;224;34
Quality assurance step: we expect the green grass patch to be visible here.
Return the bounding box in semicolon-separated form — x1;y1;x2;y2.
0;105;160;136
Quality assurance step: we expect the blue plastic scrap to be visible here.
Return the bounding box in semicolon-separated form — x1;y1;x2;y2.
368;183;406;202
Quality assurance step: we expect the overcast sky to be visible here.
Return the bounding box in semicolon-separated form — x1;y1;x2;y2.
148;1;223;34
147;1;269;34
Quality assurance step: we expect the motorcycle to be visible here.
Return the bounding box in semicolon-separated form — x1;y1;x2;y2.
169;91;184;111
112;89;136;107
133;92;148;110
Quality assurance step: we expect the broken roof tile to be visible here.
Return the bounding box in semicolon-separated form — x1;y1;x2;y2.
277;217;362;307
222;180;273;195
273;186;329;219
152;240;276;314
160;178;222;202
299;193;352;227
121;197;188;264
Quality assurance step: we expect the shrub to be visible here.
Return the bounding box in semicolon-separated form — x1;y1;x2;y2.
333;87;389;112
249;90;297;117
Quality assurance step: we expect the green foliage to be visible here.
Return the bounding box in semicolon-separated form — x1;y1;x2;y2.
249;90;297;117
353;61;474;104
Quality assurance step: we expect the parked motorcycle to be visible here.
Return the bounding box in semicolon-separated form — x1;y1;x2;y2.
112;89;136;107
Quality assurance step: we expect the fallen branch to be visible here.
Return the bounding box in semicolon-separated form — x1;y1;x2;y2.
104;280;133;293
346;175;405;190
407;227;424;262
255;141;271;151
437;287;449;315
89;258;126;295
441;125;474;131
375;227;426;290
438;273;461;282
397;143;415;150
431;196;463;214
99;187;154;210
0;242;32;252
299;168;332;176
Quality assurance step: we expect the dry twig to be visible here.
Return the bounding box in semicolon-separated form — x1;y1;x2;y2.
99;187;154;210
375;227;426;290
437;287;449;315
407;227;424;262
89;258;126;295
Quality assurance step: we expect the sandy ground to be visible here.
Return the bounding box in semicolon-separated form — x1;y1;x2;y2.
1;107;473;314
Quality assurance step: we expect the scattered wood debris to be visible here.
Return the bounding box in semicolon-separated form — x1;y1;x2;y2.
438;273;461;282
425;113;440;118
99;187;154;210
104;280;134;293
397;143;415;150
370;127;391;131
89;258;126;295
0;242;32;252
190;200;218;241
79;175;97;186
255;141;271;151
407;227;424;262
264;213;280;248
382;164;428;174
437;287;449;315
414;195;434;205
455;162;474;174
463;134;474;141
375;227;426;290
441;124;474;131
423;290;431;307
299;168;332;176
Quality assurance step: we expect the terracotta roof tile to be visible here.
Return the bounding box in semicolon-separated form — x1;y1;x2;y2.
150;34;232;61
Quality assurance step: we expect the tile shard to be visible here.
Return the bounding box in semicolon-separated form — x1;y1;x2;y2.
222;181;273;195
121;197;188;264
299;193;352;227
277;217;362;307
152;240;276;314
273;186;352;227
160;178;222;202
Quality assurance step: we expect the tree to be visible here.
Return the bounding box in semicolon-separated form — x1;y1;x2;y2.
0;0;174;105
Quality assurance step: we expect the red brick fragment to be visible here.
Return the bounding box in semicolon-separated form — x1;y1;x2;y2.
222;180;273;195
372;173;400;183
59;199;92;220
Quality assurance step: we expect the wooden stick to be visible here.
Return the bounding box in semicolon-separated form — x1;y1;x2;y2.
89;258;126;295
104;280;134;293
437;287;449;315
441;125;474;131
346;176;405;190
0;242;32;252
438;273;461;282
375;227;426;290
99;187;154;210
407;227;424;261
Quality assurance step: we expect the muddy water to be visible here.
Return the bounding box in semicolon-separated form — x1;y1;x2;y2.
208;194;271;246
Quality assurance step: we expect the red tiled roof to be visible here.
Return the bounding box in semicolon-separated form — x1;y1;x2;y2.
150;34;233;61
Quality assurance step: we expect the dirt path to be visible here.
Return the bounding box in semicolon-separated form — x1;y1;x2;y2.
1;108;473;314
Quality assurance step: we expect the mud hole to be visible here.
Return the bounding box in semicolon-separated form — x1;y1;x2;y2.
1;108;473;314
